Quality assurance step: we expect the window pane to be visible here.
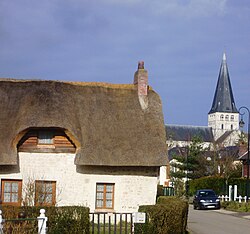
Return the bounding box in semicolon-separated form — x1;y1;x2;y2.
38;131;53;144
97;184;104;191
38;194;45;203
106;185;113;192
45;184;53;193
96;200;103;208
4;182;11;192
12;193;18;202
12;183;19;192
4;193;11;202
45;194;52;204
106;200;112;208
96;192;103;199
106;193;112;199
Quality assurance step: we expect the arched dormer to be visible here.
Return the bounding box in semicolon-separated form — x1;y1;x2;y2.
16;127;77;153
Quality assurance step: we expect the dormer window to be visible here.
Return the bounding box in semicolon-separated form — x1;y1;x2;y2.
225;115;229;120
220;115;224;120
231;115;234;121
38;130;54;145
18;127;76;153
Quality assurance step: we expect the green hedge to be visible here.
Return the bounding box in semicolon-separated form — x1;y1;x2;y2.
189;176;248;196
1;206;90;234
221;201;250;212
135;196;188;234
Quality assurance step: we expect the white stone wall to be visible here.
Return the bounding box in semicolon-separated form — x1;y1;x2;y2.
0;152;158;213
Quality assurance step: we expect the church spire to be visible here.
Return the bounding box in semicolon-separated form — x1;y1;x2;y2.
208;53;238;114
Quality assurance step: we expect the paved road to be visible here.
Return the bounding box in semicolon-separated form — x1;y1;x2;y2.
188;205;250;234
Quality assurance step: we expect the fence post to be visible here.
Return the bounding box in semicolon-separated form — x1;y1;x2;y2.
234;185;238;201
38;209;47;234
229;185;232;201
0;210;3;233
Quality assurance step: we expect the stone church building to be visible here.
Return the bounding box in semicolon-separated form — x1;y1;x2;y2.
161;53;242;186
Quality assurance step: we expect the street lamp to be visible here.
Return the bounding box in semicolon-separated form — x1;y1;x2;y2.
185;147;189;199
239;106;250;201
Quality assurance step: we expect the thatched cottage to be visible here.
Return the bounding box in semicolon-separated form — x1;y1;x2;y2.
0;62;167;213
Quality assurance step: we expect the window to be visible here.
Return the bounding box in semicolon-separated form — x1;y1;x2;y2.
1;179;22;206
231;124;233;130
221;124;224;130
231;115;234;121
35;181;56;206
225;115;229;120
220;114;224;120
96;183;114;209
38;130;54;144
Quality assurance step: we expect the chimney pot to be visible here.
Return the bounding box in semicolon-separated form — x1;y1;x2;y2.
138;61;144;69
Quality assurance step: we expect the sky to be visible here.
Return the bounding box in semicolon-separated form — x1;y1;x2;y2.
0;0;249;126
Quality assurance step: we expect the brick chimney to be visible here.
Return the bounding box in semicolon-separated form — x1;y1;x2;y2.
134;61;149;110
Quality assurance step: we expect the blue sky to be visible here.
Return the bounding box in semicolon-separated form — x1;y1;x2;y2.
0;0;249;126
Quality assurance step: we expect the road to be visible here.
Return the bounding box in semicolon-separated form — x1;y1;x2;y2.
188;205;250;234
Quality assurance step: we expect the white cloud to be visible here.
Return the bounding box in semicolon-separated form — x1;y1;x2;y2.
96;0;228;20
151;0;228;18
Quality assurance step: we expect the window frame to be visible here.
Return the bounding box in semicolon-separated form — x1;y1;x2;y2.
1;179;22;206
35;180;56;206
95;183;115;210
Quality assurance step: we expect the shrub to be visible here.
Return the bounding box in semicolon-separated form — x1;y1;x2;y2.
135;196;188;234
1;206;90;234
221;201;250;212
189;176;249;196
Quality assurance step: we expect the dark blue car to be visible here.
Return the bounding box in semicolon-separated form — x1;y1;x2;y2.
193;189;220;210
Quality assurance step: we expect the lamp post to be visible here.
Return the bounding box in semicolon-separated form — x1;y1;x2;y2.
239;106;250;201
185;147;189;199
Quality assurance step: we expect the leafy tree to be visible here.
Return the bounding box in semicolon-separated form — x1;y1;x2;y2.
170;136;209;181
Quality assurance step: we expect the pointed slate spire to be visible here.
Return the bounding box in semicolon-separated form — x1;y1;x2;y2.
208;53;238;114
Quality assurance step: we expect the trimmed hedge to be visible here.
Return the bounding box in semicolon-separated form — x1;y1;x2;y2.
1;206;90;234
189;176;248;196
135;196;188;234
221;201;250;212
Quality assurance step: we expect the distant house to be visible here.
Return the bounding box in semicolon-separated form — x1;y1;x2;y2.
0;62;167;213
238;144;249;177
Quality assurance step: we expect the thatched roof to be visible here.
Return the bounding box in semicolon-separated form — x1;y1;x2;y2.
0;78;167;166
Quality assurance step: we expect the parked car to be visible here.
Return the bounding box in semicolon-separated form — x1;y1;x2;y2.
193;189;220;210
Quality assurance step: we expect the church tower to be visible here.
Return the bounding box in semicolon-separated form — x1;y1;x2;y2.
208;53;239;141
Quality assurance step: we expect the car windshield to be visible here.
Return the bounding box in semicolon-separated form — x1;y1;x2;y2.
198;191;216;197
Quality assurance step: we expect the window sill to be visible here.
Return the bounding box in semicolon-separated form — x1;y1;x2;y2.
37;144;55;149
94;209;115;213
